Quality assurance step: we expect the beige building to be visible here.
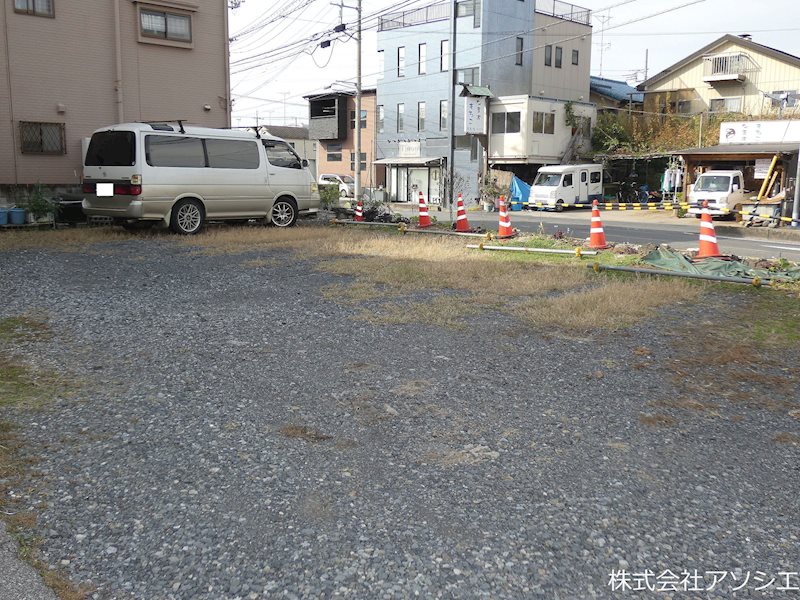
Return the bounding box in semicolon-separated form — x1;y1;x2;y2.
0;0;230;191
640;34;800;117
307;89;381;189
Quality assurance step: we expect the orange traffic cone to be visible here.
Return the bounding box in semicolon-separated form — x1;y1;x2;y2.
497;195;514;238
588;200;609;249
455;193;471;232
354;198;364;222
695;200;724;258
418;191;431;228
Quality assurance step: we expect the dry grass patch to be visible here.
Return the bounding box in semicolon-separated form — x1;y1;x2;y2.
518;277;703;331
773;432;800;445
278;424;333;443
321;282;390;304
181;224;347;255
358;295;482;329
0;314;51;343
639;413;678;427
0;227;135;251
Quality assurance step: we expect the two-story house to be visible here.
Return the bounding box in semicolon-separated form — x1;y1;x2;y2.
306;88;380;189
639;34;800;117
0;0;231;201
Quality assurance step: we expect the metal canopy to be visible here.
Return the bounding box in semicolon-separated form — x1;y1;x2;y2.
459;85;494;98
373;156;443;165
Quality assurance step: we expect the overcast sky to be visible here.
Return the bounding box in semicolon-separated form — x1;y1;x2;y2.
227;0;800;127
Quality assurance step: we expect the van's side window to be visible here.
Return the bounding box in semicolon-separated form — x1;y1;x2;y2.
590;171;601;183
146;135;205;167
205;139;259;169
563;174;573;186
581;171;587;183
733;175;742;189
263;140;301;169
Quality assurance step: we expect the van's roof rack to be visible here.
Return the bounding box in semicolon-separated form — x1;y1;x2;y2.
140;120;187;134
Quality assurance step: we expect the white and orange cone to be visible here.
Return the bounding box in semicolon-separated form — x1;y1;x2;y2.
354;198;364;222
497;195;514;238
588;200;609;249
455;193;471;232
417;191;431;228
695;200;724;258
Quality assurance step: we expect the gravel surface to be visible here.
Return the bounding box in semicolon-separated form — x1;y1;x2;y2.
1;230;799;599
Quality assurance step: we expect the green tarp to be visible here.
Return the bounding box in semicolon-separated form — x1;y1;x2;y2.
641;247;800;283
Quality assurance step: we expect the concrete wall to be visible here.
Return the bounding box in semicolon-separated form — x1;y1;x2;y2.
531;13;591;102
0;0;230;187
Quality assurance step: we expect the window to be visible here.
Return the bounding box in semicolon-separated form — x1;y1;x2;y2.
544;45;552;67
85;131;135;166
326;142;342;162
439;100;448;130
378;105;384;133
14;0;53;17
771;90;798;108
454;136;480;162
440;40;449;71
206;139;260;169
418;43;427;74
141;9;192;42
397;46;405;77
563;174;573;187
572;49;579;65
590;171;602;184
515;38;523;66
20;121;65;154
350;151;366;172
457;0;481;26
263;140;301;169
457;67;479;85
418;101;426;131
709;97;742;113
397;104;405;132
580;171;587;183
555;46;562;68
377;50;384;79
491;112;520;134
733;175;742;190
532;111;555;134
350;109;367;129
145;135;204;167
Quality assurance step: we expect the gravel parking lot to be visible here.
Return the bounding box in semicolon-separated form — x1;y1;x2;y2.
1;226;799;599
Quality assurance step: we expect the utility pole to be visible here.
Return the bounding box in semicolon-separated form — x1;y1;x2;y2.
597;13;611;77
355;0;362;206
447;0;457;220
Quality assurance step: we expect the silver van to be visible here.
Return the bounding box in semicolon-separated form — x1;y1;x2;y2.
82;122;319;234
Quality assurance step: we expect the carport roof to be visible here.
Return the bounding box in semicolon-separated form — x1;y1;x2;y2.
673;142;800;156
373;156;444;165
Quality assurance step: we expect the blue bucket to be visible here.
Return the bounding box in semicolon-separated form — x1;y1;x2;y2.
0;207;8;225
9;208;26;225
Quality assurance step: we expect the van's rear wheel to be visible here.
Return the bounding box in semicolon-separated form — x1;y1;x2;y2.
554;200;564;212
170;198;204;235
271;197;297;228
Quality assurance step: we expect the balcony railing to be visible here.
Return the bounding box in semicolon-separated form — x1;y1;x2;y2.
535;0;591;25
379;2;449;31
702;52;759;82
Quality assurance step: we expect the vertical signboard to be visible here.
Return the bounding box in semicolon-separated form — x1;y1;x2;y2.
464;97;487;135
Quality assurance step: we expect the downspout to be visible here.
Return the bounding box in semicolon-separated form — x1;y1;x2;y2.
2;3;19;184
223;1;231;127
114;0;124;122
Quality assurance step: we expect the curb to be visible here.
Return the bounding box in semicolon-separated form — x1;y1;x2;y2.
714;225;800;242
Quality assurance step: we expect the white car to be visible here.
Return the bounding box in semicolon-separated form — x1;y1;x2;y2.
318;174;354;198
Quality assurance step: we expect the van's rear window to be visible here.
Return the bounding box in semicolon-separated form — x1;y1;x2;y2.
85;131;136;166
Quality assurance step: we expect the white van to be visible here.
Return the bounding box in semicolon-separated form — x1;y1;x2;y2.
686;170;748;217
82;122;319;234
318;173;354;198
530;164;604;211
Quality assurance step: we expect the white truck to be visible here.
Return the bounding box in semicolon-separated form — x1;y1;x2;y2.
687;170;748;217
529;164;604;211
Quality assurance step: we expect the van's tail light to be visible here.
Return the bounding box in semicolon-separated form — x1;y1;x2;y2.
82;182;95;193
114;184;141;196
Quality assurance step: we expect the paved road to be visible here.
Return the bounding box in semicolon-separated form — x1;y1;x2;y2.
396;204;800;260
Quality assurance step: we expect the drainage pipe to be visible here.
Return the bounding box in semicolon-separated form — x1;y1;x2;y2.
467;244;597;257
590;263;769;287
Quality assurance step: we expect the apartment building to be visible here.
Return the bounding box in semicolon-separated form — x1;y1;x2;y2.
0;0;230;195
306;89;380;189
375;0;594;203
